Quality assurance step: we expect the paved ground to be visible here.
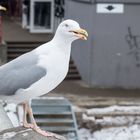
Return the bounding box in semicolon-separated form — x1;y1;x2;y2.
53;80;140;98
2;18;53;42
46;80;140;108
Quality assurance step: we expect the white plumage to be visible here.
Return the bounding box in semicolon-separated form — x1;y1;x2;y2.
0;19;88;103
0;19;88;136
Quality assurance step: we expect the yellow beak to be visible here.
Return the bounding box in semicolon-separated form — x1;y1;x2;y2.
70;28;88;40
0;5;6;11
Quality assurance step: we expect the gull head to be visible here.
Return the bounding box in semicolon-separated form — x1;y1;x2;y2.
55;19;88;42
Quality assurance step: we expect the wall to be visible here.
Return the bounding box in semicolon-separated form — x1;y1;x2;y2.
65;1;94;85
65;0;140;88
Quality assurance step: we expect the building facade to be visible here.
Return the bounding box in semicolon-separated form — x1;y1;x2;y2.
65;0;140;89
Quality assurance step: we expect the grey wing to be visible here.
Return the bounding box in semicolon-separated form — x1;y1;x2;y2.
0;51;46;96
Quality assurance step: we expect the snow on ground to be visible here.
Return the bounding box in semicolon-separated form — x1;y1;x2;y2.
86;105;140;115
4;103;19;127
80;105;140;140
83;113;140;126
3;103;140;140
78;125;140;140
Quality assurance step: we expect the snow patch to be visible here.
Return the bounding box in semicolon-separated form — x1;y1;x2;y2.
22;132;28;137
87;105;140;115
2;132;16;139
4;103;20;127
79;125;140;140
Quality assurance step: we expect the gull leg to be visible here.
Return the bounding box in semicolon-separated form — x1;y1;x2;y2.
26;103;55;137
22;102;34;128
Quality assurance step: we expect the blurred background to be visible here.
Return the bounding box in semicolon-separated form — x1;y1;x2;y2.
0;0;140;140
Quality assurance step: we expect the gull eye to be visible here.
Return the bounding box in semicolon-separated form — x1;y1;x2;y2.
64;24;69;27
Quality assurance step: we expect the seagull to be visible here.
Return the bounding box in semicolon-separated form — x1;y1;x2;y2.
0;19;88;136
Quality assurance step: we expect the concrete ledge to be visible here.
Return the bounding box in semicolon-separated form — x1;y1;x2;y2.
0;127;67;140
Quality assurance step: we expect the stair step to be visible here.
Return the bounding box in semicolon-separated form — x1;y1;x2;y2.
33;111;72;115
35;118;73;124
68;69;79;74
32;105;71;111
66;74;81;80
7;41;44;45
41;126;76;132
69;64;78;69
7;54;22;58
32;99;71;106
8;48;33;52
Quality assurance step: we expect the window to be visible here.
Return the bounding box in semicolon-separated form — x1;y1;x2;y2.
30;0;54;33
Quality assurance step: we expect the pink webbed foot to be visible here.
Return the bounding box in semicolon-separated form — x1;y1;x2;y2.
23;123;34;129
32;126;61;139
